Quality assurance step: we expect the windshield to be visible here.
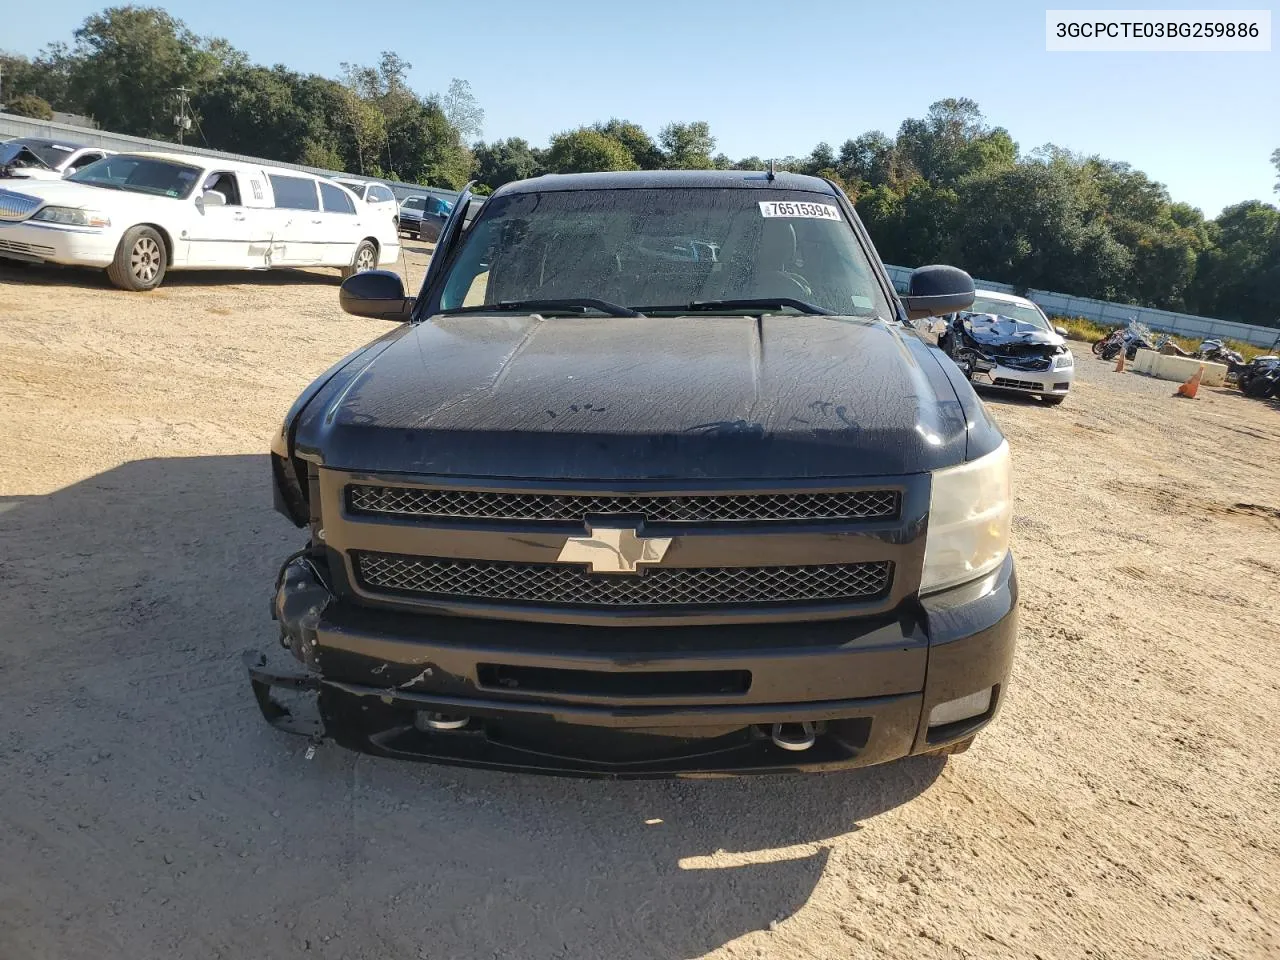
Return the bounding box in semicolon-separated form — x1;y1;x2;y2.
67;155;202;198
435;188;893;317
0;139;77;168
966;296;1050;331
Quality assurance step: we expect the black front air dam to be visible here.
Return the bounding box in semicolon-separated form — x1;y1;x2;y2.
247;554;1017;778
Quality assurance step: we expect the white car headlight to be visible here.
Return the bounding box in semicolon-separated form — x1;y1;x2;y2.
31;206;110;228
921;441;1012;594
1053;351;1074;369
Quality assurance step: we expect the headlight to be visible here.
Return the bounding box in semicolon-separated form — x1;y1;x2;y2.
31;206;110;228
921;441;1012;594
1053;351;1074;369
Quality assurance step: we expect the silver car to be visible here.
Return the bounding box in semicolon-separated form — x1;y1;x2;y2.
937;290;1075;406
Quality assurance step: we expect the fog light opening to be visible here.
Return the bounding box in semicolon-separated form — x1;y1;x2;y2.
927;688;993;728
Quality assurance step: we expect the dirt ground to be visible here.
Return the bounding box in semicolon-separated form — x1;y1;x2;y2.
2;247;1278;960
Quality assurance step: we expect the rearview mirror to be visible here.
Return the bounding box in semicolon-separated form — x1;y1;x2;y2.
200;189;227;207
1055;326;1069;338
339;270;415;322
901;265;975;322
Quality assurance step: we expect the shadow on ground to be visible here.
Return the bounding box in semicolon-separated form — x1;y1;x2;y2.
0;259;341;289
0;456;943;960
973;386;1060;408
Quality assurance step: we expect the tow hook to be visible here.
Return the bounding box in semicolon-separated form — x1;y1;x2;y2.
770;721;817;752
415;712;471;732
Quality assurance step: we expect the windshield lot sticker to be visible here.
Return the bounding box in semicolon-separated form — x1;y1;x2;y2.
758;201;842;220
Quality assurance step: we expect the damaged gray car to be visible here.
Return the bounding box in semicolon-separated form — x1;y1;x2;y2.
937;290;1075;405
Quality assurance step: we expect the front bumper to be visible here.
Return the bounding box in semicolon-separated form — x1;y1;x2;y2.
971;360;1074;396
246;552;1018;777
0;220;117;266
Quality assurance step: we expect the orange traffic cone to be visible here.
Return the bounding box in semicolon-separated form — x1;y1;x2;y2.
1114;349;1126;372
1175;364;1204;399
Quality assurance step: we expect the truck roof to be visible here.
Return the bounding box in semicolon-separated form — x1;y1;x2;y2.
497;169;841;196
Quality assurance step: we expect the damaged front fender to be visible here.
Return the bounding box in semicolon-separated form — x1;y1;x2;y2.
272;552;334;669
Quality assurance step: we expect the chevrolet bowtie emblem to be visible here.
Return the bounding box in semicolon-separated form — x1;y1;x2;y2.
557;525;673;574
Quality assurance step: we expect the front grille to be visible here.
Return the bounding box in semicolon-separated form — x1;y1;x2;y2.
0;190;42;222
347;485;900;524
0;238;55;256
992;377;1043;391
354;551;893;608
994;354;1052;372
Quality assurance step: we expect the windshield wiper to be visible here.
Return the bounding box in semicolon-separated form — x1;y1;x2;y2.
635;298;826;315
440;298;643;318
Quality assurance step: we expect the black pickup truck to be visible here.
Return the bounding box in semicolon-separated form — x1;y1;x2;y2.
251;170;1018;777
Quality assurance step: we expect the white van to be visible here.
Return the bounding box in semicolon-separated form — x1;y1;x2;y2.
0;152;401;290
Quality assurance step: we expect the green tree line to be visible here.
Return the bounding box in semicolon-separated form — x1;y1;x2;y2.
2;7;1277;326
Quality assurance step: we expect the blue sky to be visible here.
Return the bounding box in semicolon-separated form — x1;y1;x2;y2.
3;0;1277;215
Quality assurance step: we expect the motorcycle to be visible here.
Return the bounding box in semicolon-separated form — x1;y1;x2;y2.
1092;329;1123;358
1096;321;1155;361
1198;338;1246;369
1239;356;1280;398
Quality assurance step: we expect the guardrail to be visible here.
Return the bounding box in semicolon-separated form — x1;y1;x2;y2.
884;264;1279;347
0;112;462;205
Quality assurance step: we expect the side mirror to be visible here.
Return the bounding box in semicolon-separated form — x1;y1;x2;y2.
901;265;975;321
1054;326;1069;338
201;189;227;207
339;270;415;322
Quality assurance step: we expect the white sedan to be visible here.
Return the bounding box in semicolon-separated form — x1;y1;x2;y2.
334;178;401;228
936;289;1075;405
0;152;401;290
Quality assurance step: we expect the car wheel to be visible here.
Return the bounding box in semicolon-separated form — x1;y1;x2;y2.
341;240;378;280
1042;395;1066;406
107;226;167;291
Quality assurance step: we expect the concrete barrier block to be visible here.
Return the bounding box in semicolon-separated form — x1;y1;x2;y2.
1132;350;1227;386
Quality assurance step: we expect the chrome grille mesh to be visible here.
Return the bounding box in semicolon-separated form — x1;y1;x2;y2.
354;552;892;607
348;485;899;524
0;190;43;222
0;238;55;256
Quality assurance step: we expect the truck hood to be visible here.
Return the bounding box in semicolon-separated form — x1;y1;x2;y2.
294;314;974;480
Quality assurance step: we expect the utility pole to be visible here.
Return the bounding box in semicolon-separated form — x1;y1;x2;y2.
171;86;194;145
